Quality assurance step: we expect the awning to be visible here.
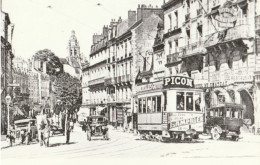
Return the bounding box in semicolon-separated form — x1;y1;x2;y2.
77;107;90;115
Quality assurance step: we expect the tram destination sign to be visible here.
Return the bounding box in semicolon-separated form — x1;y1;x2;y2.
163;76;194;89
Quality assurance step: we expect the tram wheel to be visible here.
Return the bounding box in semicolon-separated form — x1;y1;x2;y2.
211;127;220;140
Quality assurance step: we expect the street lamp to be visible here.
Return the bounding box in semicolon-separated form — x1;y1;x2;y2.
5;95;11;133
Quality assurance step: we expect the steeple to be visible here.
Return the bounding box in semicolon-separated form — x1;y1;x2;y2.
67;30;82;68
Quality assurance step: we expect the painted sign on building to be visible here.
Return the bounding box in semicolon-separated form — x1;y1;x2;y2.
163;76;194;88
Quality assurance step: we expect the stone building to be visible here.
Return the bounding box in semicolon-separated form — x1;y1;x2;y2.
82;4;163;129
60;30;84;79
1;11;14;134
12;56;30;106
160;0;260;128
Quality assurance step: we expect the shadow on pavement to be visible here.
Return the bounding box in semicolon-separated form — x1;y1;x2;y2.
49;142;77;147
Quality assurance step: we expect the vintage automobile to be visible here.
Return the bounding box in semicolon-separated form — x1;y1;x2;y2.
86;116;109;141
205;103;244;141
14;119;38;144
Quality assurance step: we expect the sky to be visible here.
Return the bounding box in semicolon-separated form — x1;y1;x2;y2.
2;0;164;61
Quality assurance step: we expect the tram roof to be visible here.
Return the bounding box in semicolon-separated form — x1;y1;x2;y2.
208;103;244;111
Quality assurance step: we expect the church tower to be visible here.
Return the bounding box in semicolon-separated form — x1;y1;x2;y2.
67;30;82;68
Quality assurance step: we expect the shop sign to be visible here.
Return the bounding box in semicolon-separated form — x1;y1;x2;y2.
215;7;237;28
136;81;163;93
163;76;194;88
168;113;204;132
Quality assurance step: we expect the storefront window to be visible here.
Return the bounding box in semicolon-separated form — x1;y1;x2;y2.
177;92;185;110
194;92;201;111
186;92;193;111
143;98;146;113
157;96;161;112
147;97;152;113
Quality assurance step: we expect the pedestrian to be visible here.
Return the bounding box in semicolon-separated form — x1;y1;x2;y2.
82;119;87;132
65;117;71;144
115;120;118;130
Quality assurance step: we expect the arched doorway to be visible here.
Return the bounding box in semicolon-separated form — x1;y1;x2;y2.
239;89;254;124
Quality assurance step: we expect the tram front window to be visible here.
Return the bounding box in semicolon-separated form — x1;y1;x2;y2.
194;92;201;111
177;92;184;110
186;92;193;111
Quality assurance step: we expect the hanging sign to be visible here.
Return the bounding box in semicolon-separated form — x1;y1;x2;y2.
215;7;237;28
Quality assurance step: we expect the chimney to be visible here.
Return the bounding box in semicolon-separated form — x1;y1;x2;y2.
128;10;137;27
103;25;109;37
118;16;122;23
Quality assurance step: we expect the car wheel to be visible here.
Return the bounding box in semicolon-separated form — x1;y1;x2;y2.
231;136;239;141
211;127;220;140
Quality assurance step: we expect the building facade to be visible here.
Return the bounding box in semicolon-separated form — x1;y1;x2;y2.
161;0;259;128
12;56;30;106
83;4;163;129
1;11;15;134
82;0;260;132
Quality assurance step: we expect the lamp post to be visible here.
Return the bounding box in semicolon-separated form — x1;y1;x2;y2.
5;95;11;133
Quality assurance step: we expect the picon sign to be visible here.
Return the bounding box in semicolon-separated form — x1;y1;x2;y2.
163;76;194;89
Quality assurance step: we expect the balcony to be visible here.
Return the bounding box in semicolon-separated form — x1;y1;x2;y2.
88;77;105;86
180;41;206;58
204;24;252;48
163;27;181;39
104;77;116;86
165;52;181;67
121;74;133;83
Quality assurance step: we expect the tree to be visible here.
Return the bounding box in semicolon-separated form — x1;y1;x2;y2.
33;49;63;76
53;72;82;113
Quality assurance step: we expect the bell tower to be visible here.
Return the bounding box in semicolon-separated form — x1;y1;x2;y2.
67;30;82;68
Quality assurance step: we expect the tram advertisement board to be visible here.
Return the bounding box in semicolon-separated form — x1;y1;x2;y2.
163;76;194;89
168;112;203;132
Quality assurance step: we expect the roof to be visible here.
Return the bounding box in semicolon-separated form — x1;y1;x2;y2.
208;103;245;110
14;119;36;124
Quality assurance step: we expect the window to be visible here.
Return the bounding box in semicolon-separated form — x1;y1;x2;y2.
168;14;172;30
186;92;193;111
152;97;156;112
147;97;152;113
177;92;185;110
143;98;146;113
194;92;201;111
157;96;161;112
169;41;172;54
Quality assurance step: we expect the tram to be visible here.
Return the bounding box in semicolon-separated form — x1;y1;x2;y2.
136;76;205;142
